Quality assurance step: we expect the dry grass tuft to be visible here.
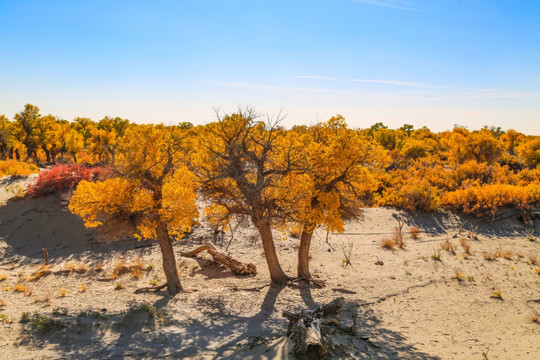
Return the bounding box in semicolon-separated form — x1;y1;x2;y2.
409;226;421;240
380;237;396;252
28;265;52;281
341;241;354;267
440;239;456;254
528;254;537;265
78;281;87;292
0;299;6;307
483;251;497;261
531;313;540;325
453;269;464;281
112;259;130;277
459;238;471;254
94;262;104;272
0;273;7;282
58;287;67;297
13;283;27;293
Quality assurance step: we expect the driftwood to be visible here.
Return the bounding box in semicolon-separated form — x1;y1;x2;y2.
180;241;257;276
283;297;358;359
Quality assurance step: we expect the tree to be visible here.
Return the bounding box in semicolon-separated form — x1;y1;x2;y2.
192;109;305;284
13;104;41;160
0;115;14;159
283;116;387;279
70;124;198;295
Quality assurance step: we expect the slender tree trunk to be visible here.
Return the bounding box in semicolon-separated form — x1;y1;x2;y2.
43;147;51;163
298;228;313;279
155;221;182;295
256;220;290;284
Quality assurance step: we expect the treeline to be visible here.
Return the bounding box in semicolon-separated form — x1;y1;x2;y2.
1;103;539;218
2;104;539;294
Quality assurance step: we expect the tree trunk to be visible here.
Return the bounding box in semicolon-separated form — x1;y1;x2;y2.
256;221;290;284
283;297;346;359
298;228;313;279
155;221;182;295
180;241;256;276
43;146;51;163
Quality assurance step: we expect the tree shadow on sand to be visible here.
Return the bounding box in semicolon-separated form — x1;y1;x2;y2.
14;283;439;359
0;195;148;263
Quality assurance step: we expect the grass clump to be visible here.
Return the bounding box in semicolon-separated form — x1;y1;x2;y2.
341;241;354;267
440;238;456;254
28;265;52;281
431;248;442;261
409;226;421;240
58;287;67;297
21;312;66;332
491;290;503;300
452;269;464;281
528;254;537;265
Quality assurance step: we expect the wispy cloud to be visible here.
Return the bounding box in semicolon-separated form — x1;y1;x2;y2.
352;0;426;12
470;89;540;99
296;75;441;89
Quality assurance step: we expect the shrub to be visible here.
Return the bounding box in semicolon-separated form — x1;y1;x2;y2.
399;181;441;212
409;226;421;240
27;164;110;197
0;160;39;177
443;184;529;220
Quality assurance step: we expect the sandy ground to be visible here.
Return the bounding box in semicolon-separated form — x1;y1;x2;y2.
0;175;539;359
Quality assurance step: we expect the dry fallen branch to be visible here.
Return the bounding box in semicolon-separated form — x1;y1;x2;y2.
180;241;257;276
283;297;348;359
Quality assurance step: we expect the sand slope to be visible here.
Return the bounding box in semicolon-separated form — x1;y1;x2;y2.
0;175;539;359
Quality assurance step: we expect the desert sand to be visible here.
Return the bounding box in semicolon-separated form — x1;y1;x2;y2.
0;175;539;359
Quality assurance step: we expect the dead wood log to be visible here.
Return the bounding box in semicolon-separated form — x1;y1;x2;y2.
180;241;257;276
282;297;346;359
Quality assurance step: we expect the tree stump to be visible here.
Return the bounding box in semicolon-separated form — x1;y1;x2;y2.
180;241;257;276
283;297;351;359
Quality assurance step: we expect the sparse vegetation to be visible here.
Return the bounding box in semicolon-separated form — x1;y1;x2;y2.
409;226;421;240
341;241;354;267
431;248;442;261
491;290;503;300
440;239;456;254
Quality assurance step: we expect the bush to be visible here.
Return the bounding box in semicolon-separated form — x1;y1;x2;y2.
0;160;39;177
444;184;529;219
27;164;110;197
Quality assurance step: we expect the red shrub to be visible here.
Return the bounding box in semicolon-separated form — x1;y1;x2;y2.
27;164;111;197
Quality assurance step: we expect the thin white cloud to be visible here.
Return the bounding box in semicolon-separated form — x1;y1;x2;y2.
470;89;540;99
353;0;426;12
296;75;441;89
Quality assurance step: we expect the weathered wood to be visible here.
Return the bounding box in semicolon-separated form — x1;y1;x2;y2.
282;297;346;359
180;241;257;276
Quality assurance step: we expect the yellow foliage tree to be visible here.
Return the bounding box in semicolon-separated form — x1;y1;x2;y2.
70;124;198;295
283;116;388;279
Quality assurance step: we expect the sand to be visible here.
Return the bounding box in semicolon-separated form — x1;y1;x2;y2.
0;175;539;359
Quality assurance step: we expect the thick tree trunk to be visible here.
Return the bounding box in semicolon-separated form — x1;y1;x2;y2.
256;221;290;284
180;241;256;276
298;228;313;279
155;221;182;295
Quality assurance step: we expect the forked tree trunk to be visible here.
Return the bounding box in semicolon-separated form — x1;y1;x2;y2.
298;228;313;279
155;221;182;295
256;221;290;284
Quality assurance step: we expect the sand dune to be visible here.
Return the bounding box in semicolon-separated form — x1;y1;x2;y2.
0;176;539;359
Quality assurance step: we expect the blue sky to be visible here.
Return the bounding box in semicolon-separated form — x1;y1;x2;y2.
1;0;539;133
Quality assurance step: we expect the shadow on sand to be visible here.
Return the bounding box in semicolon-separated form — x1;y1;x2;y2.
15;283;440;359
